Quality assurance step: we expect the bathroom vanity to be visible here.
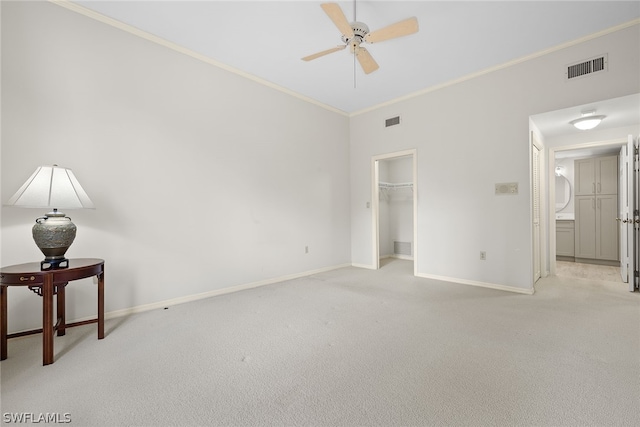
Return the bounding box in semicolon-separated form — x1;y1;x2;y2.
556;217;575;260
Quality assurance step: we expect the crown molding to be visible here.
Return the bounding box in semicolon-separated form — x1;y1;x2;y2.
350;18;640;117
48;0;350;117
47;1;638;119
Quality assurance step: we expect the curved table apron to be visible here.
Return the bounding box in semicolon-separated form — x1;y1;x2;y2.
0;258;104;366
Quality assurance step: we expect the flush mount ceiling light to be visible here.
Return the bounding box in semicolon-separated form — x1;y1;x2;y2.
570;110;606;130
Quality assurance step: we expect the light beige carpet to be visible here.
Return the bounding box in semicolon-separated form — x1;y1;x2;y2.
1;259;639;426
556;260;622;283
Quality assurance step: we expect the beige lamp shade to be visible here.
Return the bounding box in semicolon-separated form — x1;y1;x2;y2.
6;165;94;209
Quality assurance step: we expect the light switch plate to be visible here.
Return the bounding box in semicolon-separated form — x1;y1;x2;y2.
495;182;518;195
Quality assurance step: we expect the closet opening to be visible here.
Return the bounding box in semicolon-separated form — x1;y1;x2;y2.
372;149;417;275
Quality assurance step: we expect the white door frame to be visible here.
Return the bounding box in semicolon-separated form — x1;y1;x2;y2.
371;149;418;275
548;137;627;275
531;133;543;283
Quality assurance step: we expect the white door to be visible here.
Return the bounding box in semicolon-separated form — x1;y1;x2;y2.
619;144;629;282
631;135;639;292
621;135;639;291
532;143;541;282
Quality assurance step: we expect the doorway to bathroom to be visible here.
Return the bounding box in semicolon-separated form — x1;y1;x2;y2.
530;94;640;292
550;135;638;292
372;149;417;275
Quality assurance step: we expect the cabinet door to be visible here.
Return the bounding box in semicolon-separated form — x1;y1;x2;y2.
575;196;596;258
596;194;619;260
596;156;618;195
575;158;595;195
556;221;575;257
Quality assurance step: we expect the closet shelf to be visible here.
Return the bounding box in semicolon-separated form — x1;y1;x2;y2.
379;181;413;190
379;181;413;202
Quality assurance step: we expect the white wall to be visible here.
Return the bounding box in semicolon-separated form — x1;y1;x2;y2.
350;23;640;291
546;125;640;151
0;2;351;333
1;3;639;334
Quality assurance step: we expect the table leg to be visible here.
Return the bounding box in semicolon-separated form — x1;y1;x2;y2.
1;286;7;360
43;275;54;366
98;271;104;340
56;283;66;337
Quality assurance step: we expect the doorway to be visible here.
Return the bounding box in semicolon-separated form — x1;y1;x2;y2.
549;138;633;287
372;149;417;275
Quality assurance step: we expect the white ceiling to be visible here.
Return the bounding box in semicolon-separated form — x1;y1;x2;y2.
68;1;639;140
73;0;640;115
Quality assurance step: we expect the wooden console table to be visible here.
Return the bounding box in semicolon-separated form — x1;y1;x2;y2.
0;258;104;365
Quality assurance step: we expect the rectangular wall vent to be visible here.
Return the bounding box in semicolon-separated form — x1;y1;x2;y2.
566;54;607;80
385;116;401;127
394;241;412;256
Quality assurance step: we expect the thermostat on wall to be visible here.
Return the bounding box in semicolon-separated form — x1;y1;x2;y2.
495;182;518;195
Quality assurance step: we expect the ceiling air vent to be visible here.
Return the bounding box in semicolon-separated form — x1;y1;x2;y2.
385;116;401;128
566;54;607;80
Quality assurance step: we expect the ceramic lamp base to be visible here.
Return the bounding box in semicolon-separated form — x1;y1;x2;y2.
32;209;77;268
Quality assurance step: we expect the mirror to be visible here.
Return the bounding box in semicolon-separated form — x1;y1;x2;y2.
555;174;571;212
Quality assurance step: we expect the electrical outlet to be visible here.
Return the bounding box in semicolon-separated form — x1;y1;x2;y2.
480;251;486;260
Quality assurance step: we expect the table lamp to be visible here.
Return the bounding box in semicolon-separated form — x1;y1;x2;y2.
5;165;95;270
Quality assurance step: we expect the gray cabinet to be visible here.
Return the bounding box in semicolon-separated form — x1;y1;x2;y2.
575;196;597;258
596;194;619;260
556;220;575;258
574;155;619;263
575;155;618;196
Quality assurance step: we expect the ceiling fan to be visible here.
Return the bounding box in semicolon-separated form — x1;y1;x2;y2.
302;2;419;75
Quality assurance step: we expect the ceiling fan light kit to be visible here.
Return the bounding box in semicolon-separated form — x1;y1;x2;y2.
302;2;419;75
342;21;369;46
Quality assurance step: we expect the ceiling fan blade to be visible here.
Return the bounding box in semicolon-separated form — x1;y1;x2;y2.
321;3;354;38
301;45;346;61
365;17;419;44
356;47;379;74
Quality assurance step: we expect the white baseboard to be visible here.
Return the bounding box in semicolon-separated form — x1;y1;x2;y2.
7;263;536;336
351;263;376;270
390;254;413;261
416;272;535;295
58;263;351;326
